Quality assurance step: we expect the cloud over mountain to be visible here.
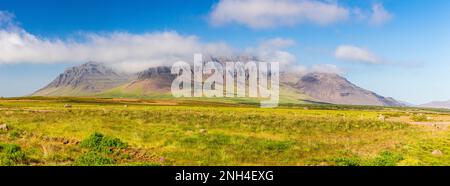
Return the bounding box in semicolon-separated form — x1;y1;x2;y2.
334;45;382;64
310;64;344;75
0;10;338;74
0;11;235;72
0;11;309;73
244;38;297;68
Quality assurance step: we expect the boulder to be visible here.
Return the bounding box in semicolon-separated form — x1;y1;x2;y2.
432;150;443;156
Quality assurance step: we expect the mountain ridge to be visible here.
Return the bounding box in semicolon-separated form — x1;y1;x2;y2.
31;61;405;106
32;62;132;96
419;100;450;109
290;72;403;106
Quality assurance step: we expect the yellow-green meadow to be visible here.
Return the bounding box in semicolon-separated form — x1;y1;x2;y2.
0;97;449;166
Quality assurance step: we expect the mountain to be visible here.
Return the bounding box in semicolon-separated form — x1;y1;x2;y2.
284;72;404;106
419;100;450;109
101;66;176;96
98;56;260;97
32;61;404;106
32;62;132;96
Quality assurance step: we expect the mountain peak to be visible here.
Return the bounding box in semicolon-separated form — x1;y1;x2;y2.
137;66;173;80
290;72;404;106
32;62;131;96
65;62;116;76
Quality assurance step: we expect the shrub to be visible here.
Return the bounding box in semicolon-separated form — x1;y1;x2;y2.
76;133;129;165
332;156;361;166
411;114;428;122
0;144;28;165
80;132;127;154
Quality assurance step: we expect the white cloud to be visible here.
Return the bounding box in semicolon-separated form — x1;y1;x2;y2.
0;11;303;73
0;10;347;74
285;64;344;75
310;64;344;75
209;0;394;28
351;8;366;21
260;37;296;49
287;65;308;73
209;0;349;28
334;45;381;64
0;11;235;72
245;38;297;68
369;3;393;26
335;45;421;67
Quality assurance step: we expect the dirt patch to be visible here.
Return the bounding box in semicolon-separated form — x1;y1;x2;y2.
41;136;80;145
118;147;162;163
0;108;56;113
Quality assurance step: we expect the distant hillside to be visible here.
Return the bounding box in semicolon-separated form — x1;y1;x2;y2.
419;100;450;109
32;61;404;106
286;72;404;106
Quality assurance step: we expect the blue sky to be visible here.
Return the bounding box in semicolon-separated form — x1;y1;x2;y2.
0;0;449;104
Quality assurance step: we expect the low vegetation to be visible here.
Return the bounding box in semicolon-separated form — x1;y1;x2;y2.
0;144;29;165
0;97;449;165
411;114;430;122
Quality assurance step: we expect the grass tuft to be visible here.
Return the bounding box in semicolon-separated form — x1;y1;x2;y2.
74;151;114;166
0;144;28;165
80;132;127;154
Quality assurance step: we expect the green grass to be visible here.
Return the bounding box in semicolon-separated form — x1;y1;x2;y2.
74;151;114;166
0;97;448;165
80;132;127;153
0;144;29;165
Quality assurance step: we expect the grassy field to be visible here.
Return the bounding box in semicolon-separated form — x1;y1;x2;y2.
1;97;450;166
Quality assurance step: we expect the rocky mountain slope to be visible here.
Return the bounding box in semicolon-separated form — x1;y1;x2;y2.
32;61;404;106
108;66;176;95
286;72;403;106
32;62;132;96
